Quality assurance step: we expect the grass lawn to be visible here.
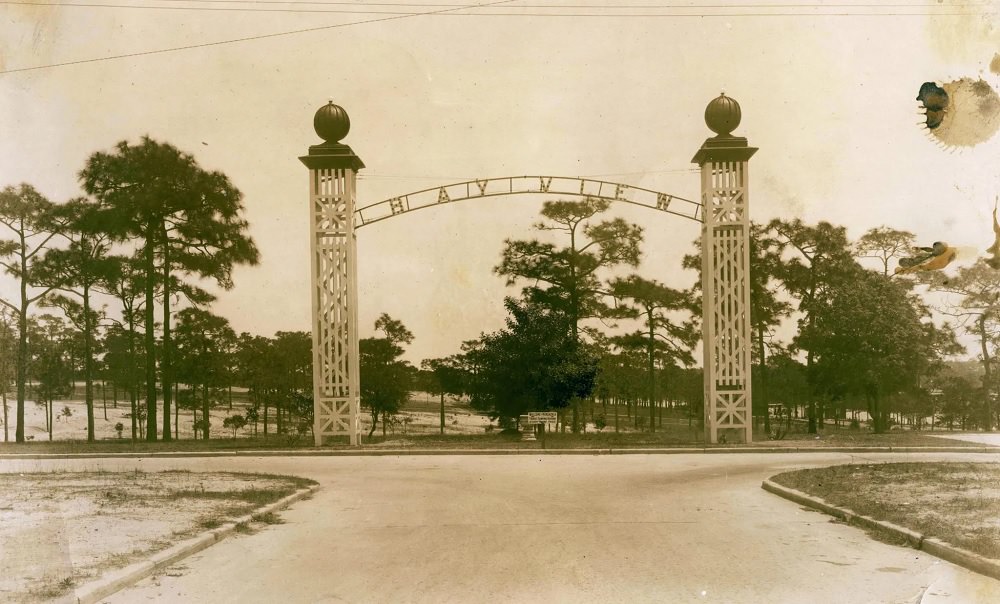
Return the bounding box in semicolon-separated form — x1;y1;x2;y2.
360;423;991;449
770;462;1000;560
0;434;318;455
0;469;316;603
0;422;992;453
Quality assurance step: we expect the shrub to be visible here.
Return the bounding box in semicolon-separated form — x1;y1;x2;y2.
223;414;247;438
594;415;607;430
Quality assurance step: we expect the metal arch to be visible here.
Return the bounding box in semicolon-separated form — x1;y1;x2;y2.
354;175;702;228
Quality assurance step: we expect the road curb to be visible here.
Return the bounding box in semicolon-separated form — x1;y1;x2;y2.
72;483;321;604
761;479;1000;581
2;445;997;460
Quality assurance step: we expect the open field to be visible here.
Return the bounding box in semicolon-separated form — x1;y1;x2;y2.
0;470;316;603
1;389;995;452
771;462;1000;560
0;422;991;454
363;425;993;449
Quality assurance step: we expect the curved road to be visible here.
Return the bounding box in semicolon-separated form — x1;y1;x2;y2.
5;452;999;603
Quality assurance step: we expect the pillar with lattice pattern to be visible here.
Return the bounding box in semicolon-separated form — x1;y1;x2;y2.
300;101;365;446
693;94;757;445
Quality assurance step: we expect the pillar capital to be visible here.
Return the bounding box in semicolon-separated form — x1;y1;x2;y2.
299;143;365;172
691;137;757;165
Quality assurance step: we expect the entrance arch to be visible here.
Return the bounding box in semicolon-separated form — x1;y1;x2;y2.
300;96;755;446
354;175;702;228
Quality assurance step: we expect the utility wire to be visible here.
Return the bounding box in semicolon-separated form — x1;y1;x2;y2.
2;0;994;74
0;0;520;74
1;0;991;11
8;0;990;5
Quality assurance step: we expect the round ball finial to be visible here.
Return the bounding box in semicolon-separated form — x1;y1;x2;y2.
704;93;742;136
314;100;351;143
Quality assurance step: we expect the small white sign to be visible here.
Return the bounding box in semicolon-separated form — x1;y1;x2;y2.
527;412;558;422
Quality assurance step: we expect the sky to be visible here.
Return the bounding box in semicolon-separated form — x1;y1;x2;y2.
2;1;1000;363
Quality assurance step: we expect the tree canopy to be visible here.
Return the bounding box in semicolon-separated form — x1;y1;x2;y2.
464;298;599;425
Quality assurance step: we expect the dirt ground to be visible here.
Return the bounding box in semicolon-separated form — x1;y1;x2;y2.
0;391;494;443
772;462;1000;560
0;470;313;603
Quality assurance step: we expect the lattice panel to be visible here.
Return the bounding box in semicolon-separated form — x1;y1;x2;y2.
313;169;351;234
309;167;360;445
316;398;354;434
709;227;748;385
315;242;351;398
701;160;752;444
707;162;746;224
713;391;749;426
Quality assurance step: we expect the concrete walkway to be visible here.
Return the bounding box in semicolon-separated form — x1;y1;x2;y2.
3;452;998;603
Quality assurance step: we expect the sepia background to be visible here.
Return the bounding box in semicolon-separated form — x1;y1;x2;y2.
2;1;1000;363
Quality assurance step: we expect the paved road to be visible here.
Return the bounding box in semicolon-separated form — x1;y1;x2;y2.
5;452;1000;603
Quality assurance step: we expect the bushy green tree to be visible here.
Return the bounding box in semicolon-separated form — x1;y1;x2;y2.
803;270;945;433
360;314;414;437
80;138;259;441
0;309;16;442
0;184;67;443
495;198;643;340
35;198;112;442
495;197;640;430
920;261;1000;431
854;227;916;277
223;414;247;438
768;219;859;432
173;307;236;439
610;275;697;432
420;355;466;434
28;314;74;440
464;298;599;426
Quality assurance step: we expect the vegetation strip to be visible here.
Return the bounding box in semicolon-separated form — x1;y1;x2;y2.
761;464;1000;580
1;445;997;460
763;479;1000;580
72;484;320;604
5;182;1000;453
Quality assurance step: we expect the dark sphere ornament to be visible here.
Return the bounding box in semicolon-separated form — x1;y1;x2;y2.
704;93;742;136
314;100;351;143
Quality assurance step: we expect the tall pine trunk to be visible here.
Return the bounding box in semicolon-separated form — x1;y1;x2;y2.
83;285;95;442
143;231;157;441
127;315;138;443
161;240;172;441
647;310;655;433
15;236;28;443
980;315;994;432
202;383;210;440
758;327;770;435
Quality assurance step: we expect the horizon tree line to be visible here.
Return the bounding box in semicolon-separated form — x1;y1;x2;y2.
3;137;998;443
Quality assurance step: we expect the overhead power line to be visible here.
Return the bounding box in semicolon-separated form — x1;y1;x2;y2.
1;0;994;74
6;0;992;5
1;0;993;12
0;0;519;74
